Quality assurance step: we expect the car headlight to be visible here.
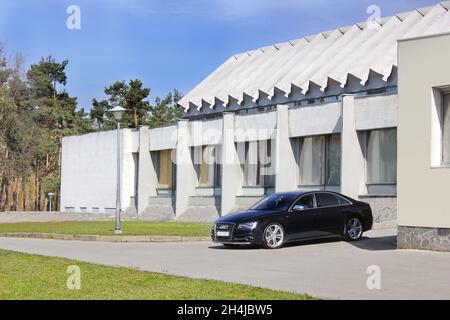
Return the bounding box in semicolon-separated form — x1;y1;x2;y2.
237;222;258;230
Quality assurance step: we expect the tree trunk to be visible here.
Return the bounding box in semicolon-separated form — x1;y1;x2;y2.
20;177;26;211
10;177;18;211
46;153;50;171
1;177;9;212
34;161;39;211
0;175;7;212
37;178;42;211
0;149;8;211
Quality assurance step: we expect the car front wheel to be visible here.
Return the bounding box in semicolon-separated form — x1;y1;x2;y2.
343;216;363;241
262;223;285;249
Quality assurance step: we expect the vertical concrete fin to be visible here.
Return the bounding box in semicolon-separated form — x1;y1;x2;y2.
175;120;197;216
275;105;298;192
341;95;367;198
137;127;158;216
221;112;241;215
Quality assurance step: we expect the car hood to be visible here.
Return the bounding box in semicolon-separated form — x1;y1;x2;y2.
215;210;280;224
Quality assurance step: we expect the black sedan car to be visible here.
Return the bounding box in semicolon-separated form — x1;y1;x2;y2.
212;191;373;249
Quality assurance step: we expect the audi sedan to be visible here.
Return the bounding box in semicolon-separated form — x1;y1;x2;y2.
211;191;373;249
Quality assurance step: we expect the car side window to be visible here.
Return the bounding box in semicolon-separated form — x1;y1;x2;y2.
295;194;316;209
316;193;340;207
337;195;351;205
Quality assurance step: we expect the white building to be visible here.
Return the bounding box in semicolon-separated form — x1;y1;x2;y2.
61;2;450;250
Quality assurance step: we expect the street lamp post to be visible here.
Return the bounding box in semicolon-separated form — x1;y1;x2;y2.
110;106;126;234
47;192;54;211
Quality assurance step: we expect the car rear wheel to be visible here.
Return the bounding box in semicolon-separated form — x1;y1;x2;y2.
343;216;363;241
262;223;285;249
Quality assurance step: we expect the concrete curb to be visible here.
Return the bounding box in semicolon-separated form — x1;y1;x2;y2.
0;233;210;243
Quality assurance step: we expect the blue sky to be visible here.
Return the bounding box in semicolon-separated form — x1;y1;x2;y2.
0;0;440;109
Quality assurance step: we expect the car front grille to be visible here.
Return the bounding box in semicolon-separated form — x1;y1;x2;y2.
212;223;235;241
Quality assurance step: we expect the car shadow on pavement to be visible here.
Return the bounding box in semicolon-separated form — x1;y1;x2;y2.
209;244;262;250
349;235;397;251
209;235;397;251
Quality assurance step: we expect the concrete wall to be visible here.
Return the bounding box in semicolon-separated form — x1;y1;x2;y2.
61;92;399;223
149;125;177;151
358;195;397;224
235;111;276;142
398;33;450;231
355;94;398;130
60;129;138;214
189;119;223;146
288;102;342;137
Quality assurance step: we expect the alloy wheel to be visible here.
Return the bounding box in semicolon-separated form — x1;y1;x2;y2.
346;217;363;240
264;223;284;249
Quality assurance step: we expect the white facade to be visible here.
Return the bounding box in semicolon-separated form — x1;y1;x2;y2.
60;129;138;214
61;2;450;228
397;32;450;251
61;93;398;223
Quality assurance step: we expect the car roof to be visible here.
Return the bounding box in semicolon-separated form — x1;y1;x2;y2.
270;191;309;197
271;191;341;197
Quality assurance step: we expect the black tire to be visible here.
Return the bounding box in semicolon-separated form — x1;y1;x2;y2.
342;216;363;241
262;222;285;249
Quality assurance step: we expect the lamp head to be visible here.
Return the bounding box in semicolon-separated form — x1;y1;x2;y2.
110;106;126;121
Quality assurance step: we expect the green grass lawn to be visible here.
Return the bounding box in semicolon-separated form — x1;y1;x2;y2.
0;221;211;237
0;249;313;300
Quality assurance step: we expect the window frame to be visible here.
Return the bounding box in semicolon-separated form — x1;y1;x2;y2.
316;192;341;208
290;193;318;211
193;145;221;189
240;140;275;189
152;149;176;190
442;92;450;165
301;191;352;210
363;128;397;195
294;133;342;190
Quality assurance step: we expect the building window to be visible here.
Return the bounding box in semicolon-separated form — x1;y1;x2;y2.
293;134;341;191
238;140;275;190
193;145;221;188
326;134;341;186
151;149;176;190
442;93;450;164
365;128;397;194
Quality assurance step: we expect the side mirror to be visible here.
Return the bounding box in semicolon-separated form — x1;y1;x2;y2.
292;204;308;212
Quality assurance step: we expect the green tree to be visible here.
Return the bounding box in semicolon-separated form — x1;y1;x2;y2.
27;56;68;99
90;98;110;129
0;45;95;212
97;79;151;128
25;56;92;210
147;89;184;127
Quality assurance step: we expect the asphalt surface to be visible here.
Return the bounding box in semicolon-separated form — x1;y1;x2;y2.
0;229;449;299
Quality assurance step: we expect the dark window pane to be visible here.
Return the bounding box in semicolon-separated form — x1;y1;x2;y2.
443;93;450;164
317;193;339;207
366;129;397;184
326;134;341;186
296;194;315;209
250;194;296;211
337;196;351;205
298;136;325;186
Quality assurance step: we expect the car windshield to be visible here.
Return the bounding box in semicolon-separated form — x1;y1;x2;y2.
250;194;295;211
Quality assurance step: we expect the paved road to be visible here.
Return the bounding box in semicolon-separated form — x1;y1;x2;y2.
0;229;449;299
